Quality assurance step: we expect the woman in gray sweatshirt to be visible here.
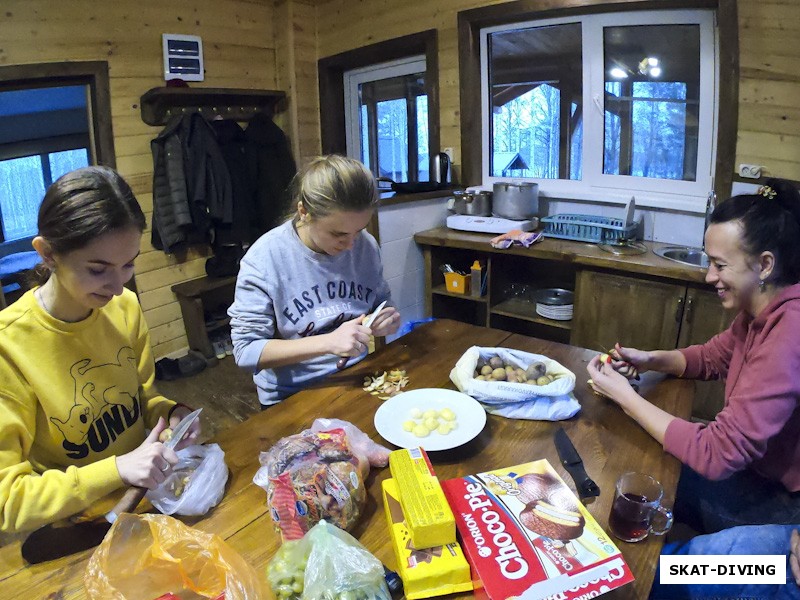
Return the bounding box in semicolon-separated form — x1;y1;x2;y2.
228;155;399;407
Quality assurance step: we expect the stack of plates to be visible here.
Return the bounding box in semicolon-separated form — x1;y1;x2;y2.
533;288;574;321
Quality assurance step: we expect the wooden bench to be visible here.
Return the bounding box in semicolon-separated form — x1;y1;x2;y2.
171;275;237;358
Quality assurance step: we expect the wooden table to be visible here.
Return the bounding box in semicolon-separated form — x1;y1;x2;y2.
0;319;692;599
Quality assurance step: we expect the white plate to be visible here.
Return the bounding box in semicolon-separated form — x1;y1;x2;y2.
374;388;487;451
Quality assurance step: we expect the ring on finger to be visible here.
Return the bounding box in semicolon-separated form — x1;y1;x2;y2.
160;462;169;472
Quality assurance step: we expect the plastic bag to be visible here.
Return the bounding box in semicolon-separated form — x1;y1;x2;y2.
146;443;228;516
267;521;391;600
84;513;262;600
254;428;368;541
450;346;580;420
310;418;391;467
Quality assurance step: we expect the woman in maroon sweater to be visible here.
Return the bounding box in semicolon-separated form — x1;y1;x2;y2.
588;178;800;534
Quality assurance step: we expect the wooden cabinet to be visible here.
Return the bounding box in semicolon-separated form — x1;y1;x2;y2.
571;271;684;350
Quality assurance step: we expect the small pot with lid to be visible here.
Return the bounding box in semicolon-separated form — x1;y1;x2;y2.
492;182;539;220
450;190;492;216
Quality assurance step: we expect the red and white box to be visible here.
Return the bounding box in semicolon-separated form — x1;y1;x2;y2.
441;459;634;599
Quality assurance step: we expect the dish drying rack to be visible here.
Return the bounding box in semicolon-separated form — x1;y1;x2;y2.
541;197;641;244
541;214;640;244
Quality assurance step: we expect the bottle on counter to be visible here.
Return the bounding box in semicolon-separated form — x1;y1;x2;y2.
470;260;483;297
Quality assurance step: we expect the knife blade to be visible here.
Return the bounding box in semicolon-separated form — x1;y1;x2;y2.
554;427;600;500
336;300;388;370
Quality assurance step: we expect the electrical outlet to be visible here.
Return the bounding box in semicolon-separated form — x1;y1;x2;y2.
739;164;763;179
443;147;455;162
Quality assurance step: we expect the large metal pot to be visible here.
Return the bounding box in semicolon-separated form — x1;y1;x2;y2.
451;190;492;216
492;182;539;220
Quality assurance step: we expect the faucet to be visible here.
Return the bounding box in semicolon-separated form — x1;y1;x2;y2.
702;190;716;251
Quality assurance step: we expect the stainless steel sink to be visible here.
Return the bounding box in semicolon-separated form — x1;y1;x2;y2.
653;246;709;268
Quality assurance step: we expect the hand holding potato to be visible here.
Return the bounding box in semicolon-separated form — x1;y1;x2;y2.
367;306;401;337
586;355;637;406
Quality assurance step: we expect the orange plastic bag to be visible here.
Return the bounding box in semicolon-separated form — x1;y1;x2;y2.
84;513;263;600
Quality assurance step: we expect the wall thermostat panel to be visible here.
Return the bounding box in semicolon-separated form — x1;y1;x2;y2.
162;34;204;82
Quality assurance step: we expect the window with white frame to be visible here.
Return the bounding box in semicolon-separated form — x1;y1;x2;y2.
344;56;429;183
481;9;717;212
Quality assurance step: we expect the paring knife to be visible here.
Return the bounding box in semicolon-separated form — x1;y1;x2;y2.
336;300;388;370
554;426;600;500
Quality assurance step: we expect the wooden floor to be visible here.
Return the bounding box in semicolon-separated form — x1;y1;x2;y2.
156;356;261;441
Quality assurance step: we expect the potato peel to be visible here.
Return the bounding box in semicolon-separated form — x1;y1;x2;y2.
363;369;409;400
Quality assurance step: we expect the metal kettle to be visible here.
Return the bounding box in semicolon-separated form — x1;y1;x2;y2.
432;152;450;185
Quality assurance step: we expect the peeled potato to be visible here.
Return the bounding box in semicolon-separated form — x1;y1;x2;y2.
413;424;430;437
440;408;456;421
159;428;173;443
402;420;415;432
424;417;440;430
422;409;438;419
437;423;452;435
410;408;422;419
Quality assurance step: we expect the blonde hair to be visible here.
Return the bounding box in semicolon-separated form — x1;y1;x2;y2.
290;155;378;221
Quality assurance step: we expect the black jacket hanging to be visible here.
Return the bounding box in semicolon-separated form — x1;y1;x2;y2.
244;113;297;236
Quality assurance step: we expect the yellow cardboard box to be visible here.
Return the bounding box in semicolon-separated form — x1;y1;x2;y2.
382;478;473;599
388;448;455;549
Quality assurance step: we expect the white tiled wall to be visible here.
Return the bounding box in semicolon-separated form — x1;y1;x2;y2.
377;197;450;342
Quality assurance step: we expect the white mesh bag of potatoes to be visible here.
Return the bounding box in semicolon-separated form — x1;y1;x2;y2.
449;346;580;420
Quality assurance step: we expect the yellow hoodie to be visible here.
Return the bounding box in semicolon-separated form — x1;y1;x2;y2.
0;288;175;533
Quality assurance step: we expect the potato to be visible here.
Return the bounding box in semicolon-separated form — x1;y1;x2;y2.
424;417;440;430
526;361;547;380
402;420;415;432
413;424;430;437
506;372;518;383
480;365;493;376
516;368;527;382
423;409;438;419
410;408;422;419
159;428;173;443
491;367;507;381
437;422;452;435
488;356;504;369
475;375;486;381
536;376;551;386
440;408;456;421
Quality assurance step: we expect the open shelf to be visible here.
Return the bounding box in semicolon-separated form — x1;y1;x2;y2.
432;284;488;303
140;87;286;125
491;297;572;330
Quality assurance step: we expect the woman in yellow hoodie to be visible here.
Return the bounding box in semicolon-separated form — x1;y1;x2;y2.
0;166;200;533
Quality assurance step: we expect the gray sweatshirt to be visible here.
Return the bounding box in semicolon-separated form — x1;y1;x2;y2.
228;219;392;406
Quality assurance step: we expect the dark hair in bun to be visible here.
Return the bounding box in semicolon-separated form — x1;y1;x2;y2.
710;178;800;285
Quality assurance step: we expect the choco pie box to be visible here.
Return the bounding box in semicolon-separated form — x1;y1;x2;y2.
441;459;634;599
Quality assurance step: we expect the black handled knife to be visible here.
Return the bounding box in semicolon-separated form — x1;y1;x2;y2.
554;427;600;500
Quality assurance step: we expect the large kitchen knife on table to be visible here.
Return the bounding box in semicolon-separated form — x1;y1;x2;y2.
554;426;600;501
20;408;202;564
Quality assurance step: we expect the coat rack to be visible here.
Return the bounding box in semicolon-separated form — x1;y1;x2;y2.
139;87;286;126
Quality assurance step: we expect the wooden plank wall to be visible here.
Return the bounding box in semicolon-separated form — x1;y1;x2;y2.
310;0;800;182
0;0;281;358
737;0;800;181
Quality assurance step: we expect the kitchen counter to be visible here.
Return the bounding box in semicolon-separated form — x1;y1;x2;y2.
414;226;708;284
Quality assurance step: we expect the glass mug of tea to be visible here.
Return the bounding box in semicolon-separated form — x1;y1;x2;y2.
608;472;674;542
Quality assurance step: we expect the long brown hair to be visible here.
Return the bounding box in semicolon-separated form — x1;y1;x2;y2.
29;166;146;285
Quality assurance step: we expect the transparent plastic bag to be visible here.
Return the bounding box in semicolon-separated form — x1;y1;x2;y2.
253;428;368;540
146;443;228;516
84;513;262;600
309;418;391;467
450;345;580;420
266;521;390;600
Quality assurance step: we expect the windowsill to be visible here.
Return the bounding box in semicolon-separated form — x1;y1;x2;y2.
378;186;461;207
